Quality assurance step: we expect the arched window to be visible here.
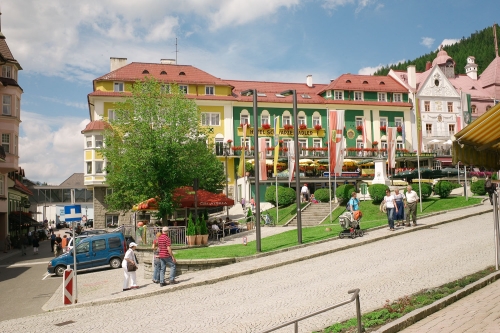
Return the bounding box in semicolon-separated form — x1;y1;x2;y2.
297;111;306;126
261;110;270;127
282;110;292;125
471;105;477;113
240;109;250;126
312;111;321;127
142;70;149;74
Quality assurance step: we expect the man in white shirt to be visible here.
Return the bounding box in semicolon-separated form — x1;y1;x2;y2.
405;185;419;226
301;184;309;202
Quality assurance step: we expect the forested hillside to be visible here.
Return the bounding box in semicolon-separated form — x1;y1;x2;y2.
374;25;500;76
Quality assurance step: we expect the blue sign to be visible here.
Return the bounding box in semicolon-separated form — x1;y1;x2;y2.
64;205;82;222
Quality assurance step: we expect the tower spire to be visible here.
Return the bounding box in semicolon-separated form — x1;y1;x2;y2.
494;23;499;57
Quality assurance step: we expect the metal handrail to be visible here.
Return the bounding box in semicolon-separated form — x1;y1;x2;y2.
260;289;362;333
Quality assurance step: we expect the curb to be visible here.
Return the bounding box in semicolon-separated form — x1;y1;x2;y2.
45;204;493;313
373;270;500;333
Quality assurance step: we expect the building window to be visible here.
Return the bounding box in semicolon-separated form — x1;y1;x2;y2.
378;92;386;102
334;91;343;100
396;142;405;149
282;115;291;125
326;90;332;98
395;117;403;128
201;113;220;126
14;135;18;155
471;105;477;114
95;161;104;174
393;93;402;102
1;134;9;153
106;214;119;226
298;139;307;156
447;102;453;113
313;138;322;149
160;84;170;93
354;91;363;101
312;115;321;127
486;105;492;111
86;162;92;174
240;114;250;126
114;82;124;92
15;97;20;118
426;124;432;135
179;85;188;94
241;138;250;152
449;124;455;135
355;117;363;127
0;174;4;196
298;116;306;126
95;135;103;148
380;117;388;128
205;86;214;95
86;136;92;148
2;65;12;78
2;95;11;115
108;109;116;121
424;101;430;112
106;188;114;196
261;114;269;125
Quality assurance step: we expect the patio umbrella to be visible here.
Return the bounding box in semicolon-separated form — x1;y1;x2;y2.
172;186;235;208
443;139;453;145
298;159;314;165
343;159;358;166
428;139;442;144
246;159;274;165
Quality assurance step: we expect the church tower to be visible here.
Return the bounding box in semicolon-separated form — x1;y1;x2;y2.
464;56;478;80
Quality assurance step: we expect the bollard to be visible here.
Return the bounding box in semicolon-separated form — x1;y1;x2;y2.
63;268;74;305
243;236;247;246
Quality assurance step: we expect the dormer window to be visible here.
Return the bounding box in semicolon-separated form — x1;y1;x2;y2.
393;93;402;102
378;92;386;102
379;81;385;85
114;82;124;92
142;70;149;74
205;86;214;95
354;91;363;101
334;91;343;100
160;71;167;75
362;81;368;84
2;65;12;78
179;71;186;76
326;90;332;98
179;85;188;94
346;80;351;83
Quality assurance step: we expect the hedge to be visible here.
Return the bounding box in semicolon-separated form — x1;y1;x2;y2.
368;184;389;203
264;185;296;206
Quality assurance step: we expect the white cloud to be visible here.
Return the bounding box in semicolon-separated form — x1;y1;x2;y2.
438;39;460;49
322;0;378;13
19;111;87;185
420;37;435;48
39;97;87;110
357;59;406;75
145;17;180;42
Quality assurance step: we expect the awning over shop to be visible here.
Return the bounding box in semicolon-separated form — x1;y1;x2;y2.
453;102;500;169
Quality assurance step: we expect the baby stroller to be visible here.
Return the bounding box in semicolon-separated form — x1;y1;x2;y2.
338;211;364;239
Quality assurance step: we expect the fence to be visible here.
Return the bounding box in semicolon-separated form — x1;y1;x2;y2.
116;225;187;246
260;289;362;333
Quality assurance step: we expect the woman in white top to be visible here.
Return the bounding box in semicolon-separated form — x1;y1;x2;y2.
382;189;398;231
393;188;405;227
122;242;139;291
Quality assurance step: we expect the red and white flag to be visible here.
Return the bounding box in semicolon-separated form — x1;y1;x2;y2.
362;117;367;149
387;127;397;169
259;138;268;181
328;110;345;175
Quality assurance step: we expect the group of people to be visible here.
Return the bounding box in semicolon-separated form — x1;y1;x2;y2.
4;232;41;255
382;185;419;231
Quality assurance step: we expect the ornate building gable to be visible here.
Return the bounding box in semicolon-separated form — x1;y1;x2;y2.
418;66;460;99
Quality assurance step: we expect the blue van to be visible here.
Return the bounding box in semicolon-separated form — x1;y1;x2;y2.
48;232;127;277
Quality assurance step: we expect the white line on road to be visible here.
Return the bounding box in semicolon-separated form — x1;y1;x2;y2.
42;273;52;280
0;261;49;268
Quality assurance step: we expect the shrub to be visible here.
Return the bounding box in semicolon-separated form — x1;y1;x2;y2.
264;185;296;206
369;184;389;203
407;183;432;198
471;179;487;195
449;182;461;190
246;208;253;222
434;180;453;198
195;217;202;235
186;213;196;236
314;188;333;202
335;184;355;202
200;217;208;235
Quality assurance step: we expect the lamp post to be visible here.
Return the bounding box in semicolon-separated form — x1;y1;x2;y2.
223;143;230;218
280;89;302;244
241;89;261;252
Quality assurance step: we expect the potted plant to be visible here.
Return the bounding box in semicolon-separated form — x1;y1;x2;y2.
372;141;379;146
245;209;254;231
314;124;322;130
299;124;307;130
397;126;403;133
200;217;209;245
284;124;293;130
262;123;271;130
186;213;196;246
227;139;233;146
380;125;387;132
195;217;202;245
356;125;363;132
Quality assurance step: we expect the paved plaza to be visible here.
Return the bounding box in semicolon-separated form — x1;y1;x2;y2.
1;202;499;332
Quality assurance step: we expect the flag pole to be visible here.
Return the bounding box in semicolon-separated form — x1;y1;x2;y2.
274;116;279;224
327;109;332;223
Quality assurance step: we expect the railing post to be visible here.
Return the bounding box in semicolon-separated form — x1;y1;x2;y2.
355;293;363;333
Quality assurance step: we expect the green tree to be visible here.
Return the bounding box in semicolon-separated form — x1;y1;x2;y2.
101;77;225;217
434;180;453;198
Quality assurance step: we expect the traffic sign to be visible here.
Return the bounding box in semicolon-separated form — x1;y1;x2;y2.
64;205;82;222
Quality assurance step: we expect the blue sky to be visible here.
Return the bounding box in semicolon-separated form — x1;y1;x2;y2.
2;0;498;184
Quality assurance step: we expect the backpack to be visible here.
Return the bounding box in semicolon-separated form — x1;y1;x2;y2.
485;179;492;189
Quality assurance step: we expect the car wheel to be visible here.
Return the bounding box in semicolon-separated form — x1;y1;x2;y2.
55;265;66;277
109;257;122;269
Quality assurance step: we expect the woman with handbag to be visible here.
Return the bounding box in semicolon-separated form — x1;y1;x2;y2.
122;242;139;291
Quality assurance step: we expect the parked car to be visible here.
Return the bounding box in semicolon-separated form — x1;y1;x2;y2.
48;232;127;277
64;235;89;253
56;221;67;229
80;229;108;236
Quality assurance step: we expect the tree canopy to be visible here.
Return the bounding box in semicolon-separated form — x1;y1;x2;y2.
101;77;225;217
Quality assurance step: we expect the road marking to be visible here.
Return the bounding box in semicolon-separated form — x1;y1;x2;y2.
42;272;52;280
0;261;50;268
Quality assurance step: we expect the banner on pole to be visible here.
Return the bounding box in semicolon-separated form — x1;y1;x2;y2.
259;138;267;181
328;110;345;175
387;127;397;169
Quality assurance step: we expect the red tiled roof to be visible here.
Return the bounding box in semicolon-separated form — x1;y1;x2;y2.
321;74;409;93
479;56;500;87
95;62;233;86
81;120;110;133
14;179;32;196
0;38;21;69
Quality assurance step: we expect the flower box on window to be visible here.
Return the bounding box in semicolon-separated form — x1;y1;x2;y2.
380;126;386;131
397;126;403;133
262;123;271;130
356;125;363;131
314;124;322;130
299;124;307;130
372;141;378;146
283;124;293;130
227;139;233;144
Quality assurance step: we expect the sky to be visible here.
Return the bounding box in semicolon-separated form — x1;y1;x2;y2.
1;0;498;185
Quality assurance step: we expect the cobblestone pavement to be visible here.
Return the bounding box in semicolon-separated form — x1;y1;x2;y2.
1;203;496;333
398;278;500;333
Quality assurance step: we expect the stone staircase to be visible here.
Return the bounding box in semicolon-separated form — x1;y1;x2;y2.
287;202;339;226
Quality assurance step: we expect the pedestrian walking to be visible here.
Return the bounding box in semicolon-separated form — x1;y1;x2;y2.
250;197;255;211
151;232;161;284
405;185;419;226
21;234;28;256
382;189;398;231
158;226;177;287
32;236;39;255
241;197;246;210
50;233;56;253
301;184;309;202
485;176;496;205
27;230;33;245
3;234;11;253
122;242;139;291
54;233;63;257
394;188;405;227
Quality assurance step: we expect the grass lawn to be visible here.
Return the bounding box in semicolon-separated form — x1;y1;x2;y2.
175;196;483;260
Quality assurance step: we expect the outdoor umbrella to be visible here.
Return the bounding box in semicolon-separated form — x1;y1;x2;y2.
343;159;358;167
298;159;314;165
173;186;235;208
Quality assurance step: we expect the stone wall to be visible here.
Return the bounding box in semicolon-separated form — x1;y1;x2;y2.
93;187;134;229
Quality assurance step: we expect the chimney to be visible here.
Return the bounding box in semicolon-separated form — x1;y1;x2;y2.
425;61;432;71
407;65;416;90
160;59;176;65
306;75;313;87
110;57;127;72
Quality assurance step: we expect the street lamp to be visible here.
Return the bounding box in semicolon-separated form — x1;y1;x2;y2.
279;89;302;244
223;143;230;218
241;89;262;252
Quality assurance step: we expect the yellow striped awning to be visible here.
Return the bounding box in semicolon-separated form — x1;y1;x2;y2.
452;102;500;169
